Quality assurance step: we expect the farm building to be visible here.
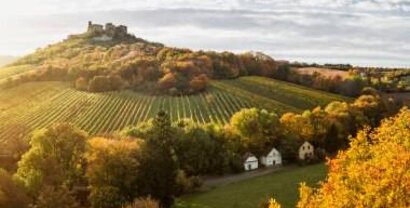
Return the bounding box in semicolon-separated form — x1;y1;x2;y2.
299;141;314;160
260;148;282;167
243;153;258;171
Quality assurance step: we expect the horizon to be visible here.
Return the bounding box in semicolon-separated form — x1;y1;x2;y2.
1;1;409;67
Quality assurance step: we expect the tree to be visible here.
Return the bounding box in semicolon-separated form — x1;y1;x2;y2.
0;124;30;172
174;122;229;175
0;168;30;208
351;94;386;127
86;137;142;208
297;108;410;208
14;123;88;197
137;111;178;208
230;108;282;156
280;112;314;142
32;185;80;208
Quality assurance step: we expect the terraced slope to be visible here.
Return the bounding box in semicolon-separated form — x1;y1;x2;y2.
0;77;349;142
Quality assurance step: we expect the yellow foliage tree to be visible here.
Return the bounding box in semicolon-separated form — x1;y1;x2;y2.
297;107;410;208
280;112;314;142
268;198;281;208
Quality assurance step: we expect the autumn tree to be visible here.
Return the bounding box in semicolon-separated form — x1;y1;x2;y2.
86;137;142;208
351;94;386;127
297;107;410;208
280;112;314;142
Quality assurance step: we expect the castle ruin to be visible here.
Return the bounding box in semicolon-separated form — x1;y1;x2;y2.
87;21;128;39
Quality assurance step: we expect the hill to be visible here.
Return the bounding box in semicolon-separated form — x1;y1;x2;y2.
0;76;349;143
4;22;285;95
0;56;17;67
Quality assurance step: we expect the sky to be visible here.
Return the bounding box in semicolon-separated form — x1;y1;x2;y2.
0;0;409;67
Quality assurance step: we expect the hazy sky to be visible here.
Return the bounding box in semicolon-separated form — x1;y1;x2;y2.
0;0;409;67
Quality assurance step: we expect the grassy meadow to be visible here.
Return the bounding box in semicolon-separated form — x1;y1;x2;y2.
177;163;327;208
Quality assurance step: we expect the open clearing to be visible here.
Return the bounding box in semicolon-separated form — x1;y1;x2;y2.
177;163;327;208
293;67;349;78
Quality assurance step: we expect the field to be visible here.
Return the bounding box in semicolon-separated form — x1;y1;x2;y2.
293;67;349;78
177;163;327;208
0;76;350;143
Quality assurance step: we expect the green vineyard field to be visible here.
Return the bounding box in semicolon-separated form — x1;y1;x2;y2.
0;76;350;142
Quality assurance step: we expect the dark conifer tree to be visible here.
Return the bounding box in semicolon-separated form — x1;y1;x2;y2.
137;111;178;208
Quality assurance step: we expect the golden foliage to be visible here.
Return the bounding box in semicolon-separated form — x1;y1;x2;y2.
297;107;410;208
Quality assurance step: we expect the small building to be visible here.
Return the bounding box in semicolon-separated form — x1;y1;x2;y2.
243;153;258;171
260;148;282;167
299;141;314;160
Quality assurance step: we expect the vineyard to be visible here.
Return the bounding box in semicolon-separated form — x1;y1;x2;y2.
0;77;349;143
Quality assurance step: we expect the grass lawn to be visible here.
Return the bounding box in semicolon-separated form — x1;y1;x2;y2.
176;163;327;208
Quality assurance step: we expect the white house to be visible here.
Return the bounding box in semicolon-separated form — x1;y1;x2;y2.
243;153;258;171
299;141;314;160
260;148;282;167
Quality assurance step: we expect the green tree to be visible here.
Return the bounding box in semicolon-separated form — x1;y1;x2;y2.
14;123;88;197
174;122;229;175
230;108;282;156
137;111;178;208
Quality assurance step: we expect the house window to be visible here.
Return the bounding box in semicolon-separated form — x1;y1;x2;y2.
302;146;305;150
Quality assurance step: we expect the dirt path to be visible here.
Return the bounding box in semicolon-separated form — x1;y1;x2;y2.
199;165;296;191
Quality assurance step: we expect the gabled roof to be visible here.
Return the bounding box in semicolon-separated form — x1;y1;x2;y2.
262;147;280;156
301;141;313;147
243;152;257;162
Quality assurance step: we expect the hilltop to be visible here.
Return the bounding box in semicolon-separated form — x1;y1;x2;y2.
4;22;286;95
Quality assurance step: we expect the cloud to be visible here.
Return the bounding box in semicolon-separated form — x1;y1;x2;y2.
0;1;409;66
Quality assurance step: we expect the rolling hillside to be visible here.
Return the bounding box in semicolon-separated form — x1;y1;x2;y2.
0;76;350;143
0;56;17;67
